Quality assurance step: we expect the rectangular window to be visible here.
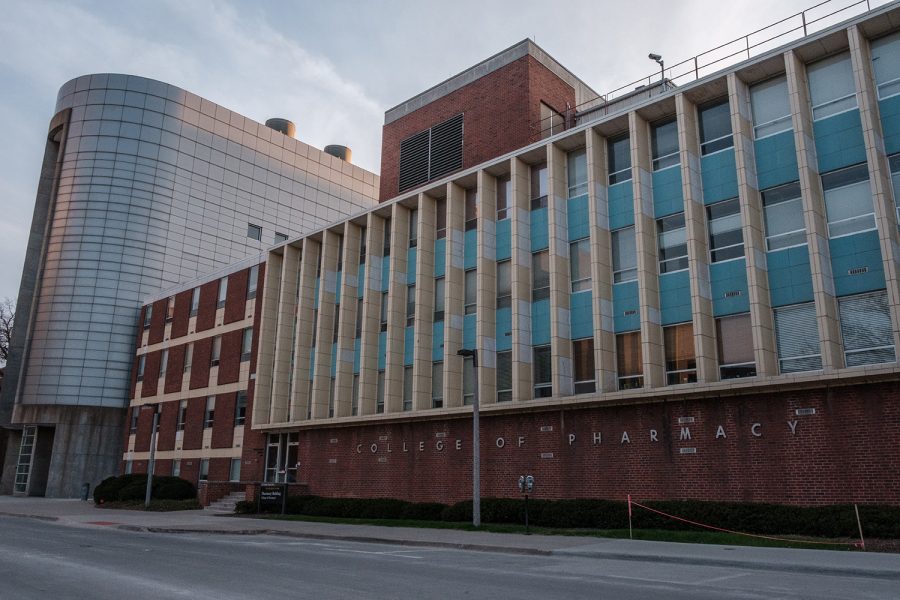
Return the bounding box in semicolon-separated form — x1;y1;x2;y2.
355;297;364;338
247;264;259;299
235;390;247;426
432;362;443;408
463;356;475;405
159;349;168;378
409;208;418;247
567;149;588;197
376;370;385;413
229;458;241;482
465;189;478;231
774;303;822;373
183;343;193;372
247;223;262;241
762;181;806;250
359;228;367;264
383;221;391;257
125;460;133;475
406;285;416;326
533;345;552;398
822;164;875;238
890;154;900;225
464;269;477;314
329;378;335;418
707;198;744;262
872;31;900;99
204;396;215;429
751;75;791;138
698;100;733;155
496;261;511;309
137;355;146;382
716;313;756;379
497;175;511;220
217;277;228;309
332;306;340;343
177;400;187;431
658;213;688;273
612;227;637;283
532;251;550;301
380;291;388;332
664;323;697;385
808;52;857;121
434;277;445;321
436;199;447;239
199;459;209;482
351;374;359;416
143;304;152;328
616;331;643;390
166;297;175;322
241;327;253;362
172;459;181;478
570;239;592;292
608;135;632;185
651;119;679;171
839;290;896;367
210;335;221;367
274;232;288;244
130;407;138;434
530;162;548;209
190;287;200;316
573;338;596;394
496;351;512;402
403;365;413;411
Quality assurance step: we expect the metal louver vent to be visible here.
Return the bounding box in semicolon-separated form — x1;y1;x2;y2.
398;130;430;192
398;113;464;192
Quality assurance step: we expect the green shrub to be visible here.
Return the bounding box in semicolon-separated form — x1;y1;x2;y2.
93;474;197;504
154;478;196;500
94;474;145;504
235;500;257;514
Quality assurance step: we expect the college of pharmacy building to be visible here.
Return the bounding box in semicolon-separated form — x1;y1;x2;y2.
126;3;900;507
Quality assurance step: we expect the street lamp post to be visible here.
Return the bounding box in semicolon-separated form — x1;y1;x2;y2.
143;404;160;509
457;348;480;528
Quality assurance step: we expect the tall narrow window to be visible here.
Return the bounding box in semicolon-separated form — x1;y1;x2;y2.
172;459;181;478
496;351;512;402
762;182;805;250
698;100;733;155
355;297;364;338
166;297;175;322
707;198;744;262
137;355;146;382
658;213;688;273
651;119;679;171
217;277;228;309
143;305;152;328
872;31;900;99
572;338;596;394
199;459;209;482
376;370;385;413
247;264;259;299
664;323;697;384
311;309;318;346
351;374;360;416
403;365;414;411
434;277;445;321
567;149;588;197
204;396;215;428
406;285;416;326
463;356;475;405
774;303;822;373
380;291;388;332
750;75;791;138
159;349;168;378
612;227;637;283
716;313;756;379
332;306;341;342
464;269;477;314
616;332;643;390
465;189;478;231
890;154;900;225
183;342;193;373
241;327;253;362
496;261;511;309
210;335;221;367
531;251;550;301
608;135;632;184
431;362;443;408
570;239;592;292
130;407;138;434
176;400;187;431
530;163;548;209
190;287;200;316
247;223;262;241
822;164;875;238
329;377;335;418
808;52;857;121
229;459;241;482
359;228;367;264
409;208;418;247
839;291;896;366
497;175;511;221
235;390;247;426
436;199;447;239
533;345;552;398
383;221;391;257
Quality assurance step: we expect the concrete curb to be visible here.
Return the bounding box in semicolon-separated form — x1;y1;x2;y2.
0;511;59;522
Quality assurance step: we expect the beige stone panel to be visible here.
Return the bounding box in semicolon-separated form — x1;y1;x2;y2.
385;204;411;413
311;230;341;419
476;170;498;405
253;250;281;426
548;141;574;397
358;214;385;416
785;50;844;371
413;194;437;411
443;183;466;407
510;157;534;401
289;238;320;422
334;222;362;418
270;244;300;423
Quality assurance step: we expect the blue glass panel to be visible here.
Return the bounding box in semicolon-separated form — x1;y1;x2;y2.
495;307;512;352
335;272;342;295
331;342;337;376
496;219;512;261
463;314;476;349
464;229;477;270
404;326;415;366
613;280;640;332
701;148;738;205
570;290;594;338
879;95;900;155
357;265;365;298
830;231;886;296
381;256;390;291
434;238;446;277
710;259;750;316
767;246;814;307
377;331;387;371
353;338;360;374
608;181;634;230
813;110;866;173
314;277;320;309
566;194;590;241
755;131;798;189
406;247;417;284
532;299;551;345
531;207;549;251
659;271;692;324
309;350;315;373
432;321;444;361
652;166;684;216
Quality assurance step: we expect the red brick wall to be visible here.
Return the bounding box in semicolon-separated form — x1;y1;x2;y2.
182;396;206;451
240;379;267;482
156;401;179;452
189;337;212;390
212;392;236;449
133;406;154;453
171;289;192;338
147;298;167;345
140;350;161;398
164;344;185;394
196;280;219;332
217;329;243;385
224;268;249;324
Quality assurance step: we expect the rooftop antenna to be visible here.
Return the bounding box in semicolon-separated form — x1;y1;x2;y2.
649;53;665;83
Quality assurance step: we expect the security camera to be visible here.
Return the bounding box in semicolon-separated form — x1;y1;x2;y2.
648;53;662;61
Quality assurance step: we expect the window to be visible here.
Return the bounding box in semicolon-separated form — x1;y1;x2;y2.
241;327;253;362
199;459;209;482
698;100;733;155
573;338;596;394
664;323;697;384
172;459;181;478
463;356;476;404
137;355;146;382
183;343;192;372
497;175;511;220
808;53;857;121
210;335;221;367
496;261;511;309
530;162;548;209
616;332;643;390
409;208;418;247
217;277;227;309
125;460;133;475
762;182;806;250
376;370;385;413
716;313;756;379
436;199;447;239
464;269;477;314
496;351;512;402
568;149;588;197
465;189;478;231
190;287;200;316
651;119;679;171
570;239;592;292
352;374;360;416
129;407;138;434
383;222;391;257
329;378;335;418
434;278;445;321
658;213;688;273
247;264;259;299
432;362;443;408
204;396;215;429
707;198;744;262
332;307;340;342
336;241;343;273
355;297;364;338
143;305;152;328
177;400;187;431
406;285;416;326
380;291;388;332
872;31;900;99
890;154;900;225
774;303;822;373
166;297;175;322
822;164;875;238
533;345;552;398
532;251;550;301
839;291;896;367
311;309;318;346
229;458;241;482
359;228;367;264
403;365;413;411
612;227;637;283
247;223;262;241
750;75;791;138
159;349;168;378
608;135;632;184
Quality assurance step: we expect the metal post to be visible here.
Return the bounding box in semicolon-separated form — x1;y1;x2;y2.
472;350;480;528
524;494;530;535
144;405;159;509
854;504;866;551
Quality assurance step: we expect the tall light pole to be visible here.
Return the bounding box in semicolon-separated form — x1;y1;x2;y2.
143;404;160;509
457;347;480;528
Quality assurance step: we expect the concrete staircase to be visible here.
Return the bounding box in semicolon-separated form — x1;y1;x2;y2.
205;491;246;513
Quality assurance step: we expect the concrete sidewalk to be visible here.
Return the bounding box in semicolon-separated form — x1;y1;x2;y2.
1;497;897;580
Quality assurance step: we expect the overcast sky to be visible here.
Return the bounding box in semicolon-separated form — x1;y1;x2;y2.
0;0;865;305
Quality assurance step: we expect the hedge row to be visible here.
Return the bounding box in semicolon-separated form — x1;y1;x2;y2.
94;474;196;504
236;495;900;539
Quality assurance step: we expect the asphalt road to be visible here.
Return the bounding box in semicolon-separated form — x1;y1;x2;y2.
0;516;896;600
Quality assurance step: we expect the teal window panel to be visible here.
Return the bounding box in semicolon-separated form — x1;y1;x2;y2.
880;96;900;155
570;290;594;338
830;231;886;296
353;338;361;374
406;247;417;284
767;246;814;307
331;342;337;376
659;271;692;324
496;219;512;261
710;259;750;316
381;255;390;291
335;272;342;295
464;229;477;270
532;298;551;345
652;166;684;217
404;326;415;366
377;331;387;370
755;131;798;189
566;194;590;241
813;110;866;173
434;238;446;277
701;148;738;205
309;350;315;373
463;314;476;349
496;307;512;351
314;277;320;309
613;280;640;332
357;265;365;298
432;321;444;361
531;206;549;251
608;182;634;230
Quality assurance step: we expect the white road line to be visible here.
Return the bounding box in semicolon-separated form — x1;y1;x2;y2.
700;572;752;584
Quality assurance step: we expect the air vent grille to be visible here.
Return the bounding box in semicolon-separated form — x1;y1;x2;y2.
398;114;464;192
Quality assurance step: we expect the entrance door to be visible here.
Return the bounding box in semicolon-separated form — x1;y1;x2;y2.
263;433;299;483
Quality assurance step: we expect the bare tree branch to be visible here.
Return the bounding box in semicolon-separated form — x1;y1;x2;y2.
0;297;14;367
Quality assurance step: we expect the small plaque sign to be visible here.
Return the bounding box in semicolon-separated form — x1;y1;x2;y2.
259;484;286;512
